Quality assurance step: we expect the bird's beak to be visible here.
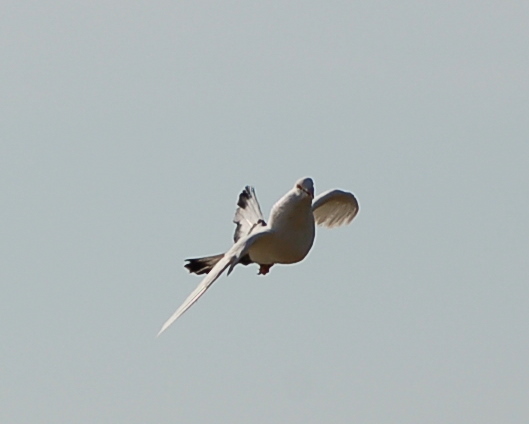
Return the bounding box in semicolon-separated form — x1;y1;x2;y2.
297;184;314;199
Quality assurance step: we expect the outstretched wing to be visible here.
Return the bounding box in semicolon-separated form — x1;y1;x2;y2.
233;186;265;242
312;189;359;228
157;228;271;336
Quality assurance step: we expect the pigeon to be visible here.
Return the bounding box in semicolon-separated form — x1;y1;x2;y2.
157;177;359;336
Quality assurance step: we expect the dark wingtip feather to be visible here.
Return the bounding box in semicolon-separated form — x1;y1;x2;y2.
236;186;253;209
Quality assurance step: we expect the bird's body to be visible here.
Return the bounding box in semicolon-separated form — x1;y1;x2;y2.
250;185;315;265
157;177;359;336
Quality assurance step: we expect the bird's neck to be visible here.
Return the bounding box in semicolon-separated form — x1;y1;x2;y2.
268;192;313;230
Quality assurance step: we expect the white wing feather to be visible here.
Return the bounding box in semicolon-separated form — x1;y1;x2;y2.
312;189;359;228
233;186;265;241
157;229;271;336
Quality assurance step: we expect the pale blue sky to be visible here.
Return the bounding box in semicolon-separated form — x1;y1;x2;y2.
1;1;528;423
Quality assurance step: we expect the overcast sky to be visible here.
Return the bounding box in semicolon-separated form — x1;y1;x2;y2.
2;1;528;423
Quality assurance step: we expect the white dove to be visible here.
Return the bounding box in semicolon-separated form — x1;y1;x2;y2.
157;177;359;336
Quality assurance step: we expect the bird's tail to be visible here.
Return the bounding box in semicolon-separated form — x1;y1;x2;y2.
184;252;254;275
185;254;225;275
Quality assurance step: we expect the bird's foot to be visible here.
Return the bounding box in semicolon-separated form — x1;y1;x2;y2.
258;264;273;275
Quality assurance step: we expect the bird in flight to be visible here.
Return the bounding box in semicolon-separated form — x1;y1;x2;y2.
157;177;359;336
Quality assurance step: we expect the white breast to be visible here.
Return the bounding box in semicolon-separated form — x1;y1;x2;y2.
248;191;315;265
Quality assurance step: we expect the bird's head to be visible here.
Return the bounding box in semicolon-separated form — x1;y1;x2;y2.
295;177;314;199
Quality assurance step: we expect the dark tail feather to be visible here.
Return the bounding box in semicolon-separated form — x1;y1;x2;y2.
184;254;225;275
184;253;254;275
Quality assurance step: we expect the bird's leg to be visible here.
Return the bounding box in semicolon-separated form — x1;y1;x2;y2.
258;264;273;275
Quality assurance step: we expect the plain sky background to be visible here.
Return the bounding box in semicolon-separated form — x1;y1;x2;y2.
2;1;528;423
